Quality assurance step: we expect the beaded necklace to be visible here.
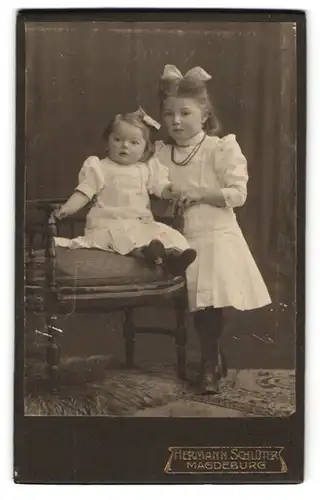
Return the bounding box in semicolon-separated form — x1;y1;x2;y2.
171;133;207;166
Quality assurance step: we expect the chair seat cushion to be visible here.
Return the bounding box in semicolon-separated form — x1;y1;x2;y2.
26;247;181;287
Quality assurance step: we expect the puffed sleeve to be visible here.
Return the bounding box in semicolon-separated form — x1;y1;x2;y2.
216;134;248;208
145;156;171;198
75;156;105;200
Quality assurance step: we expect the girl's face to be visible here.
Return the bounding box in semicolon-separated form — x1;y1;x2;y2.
108;120;147;165
162;97;207;143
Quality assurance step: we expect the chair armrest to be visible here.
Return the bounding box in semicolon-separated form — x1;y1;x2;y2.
26;198;91;225
26;198;67;211
25;198;94;250
149;195;182;229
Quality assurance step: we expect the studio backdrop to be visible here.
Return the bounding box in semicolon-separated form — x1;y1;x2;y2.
24;21;297;307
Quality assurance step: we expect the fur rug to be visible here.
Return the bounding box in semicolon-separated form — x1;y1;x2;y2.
24;354;295;417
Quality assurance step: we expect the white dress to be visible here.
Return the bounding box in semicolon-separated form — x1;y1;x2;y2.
155;132;272;312
55;155;189;255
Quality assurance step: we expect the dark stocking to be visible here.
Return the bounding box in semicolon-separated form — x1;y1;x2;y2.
193;307;226;394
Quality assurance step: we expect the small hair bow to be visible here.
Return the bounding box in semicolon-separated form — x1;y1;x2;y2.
133;107;161;130
161;64;212;82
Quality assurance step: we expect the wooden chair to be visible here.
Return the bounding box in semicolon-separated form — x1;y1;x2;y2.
25;197;188;393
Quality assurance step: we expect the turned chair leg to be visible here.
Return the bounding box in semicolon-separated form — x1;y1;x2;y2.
45;315;61;393
123;308;136;368
174;295;187;380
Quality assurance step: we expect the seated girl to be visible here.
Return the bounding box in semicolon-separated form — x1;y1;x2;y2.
54;108;197;276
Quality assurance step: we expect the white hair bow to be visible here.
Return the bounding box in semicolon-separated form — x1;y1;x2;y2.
133;107;161;130
161;64;212;82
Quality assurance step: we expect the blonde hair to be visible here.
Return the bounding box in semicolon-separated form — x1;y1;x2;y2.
102;113;156;161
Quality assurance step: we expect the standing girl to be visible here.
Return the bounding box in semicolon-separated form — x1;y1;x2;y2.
156;65;271;394
54;107;196;276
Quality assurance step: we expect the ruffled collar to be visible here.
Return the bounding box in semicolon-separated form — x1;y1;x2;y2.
174;130;206;147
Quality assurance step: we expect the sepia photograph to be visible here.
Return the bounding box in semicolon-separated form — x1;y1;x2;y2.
22;14;298;423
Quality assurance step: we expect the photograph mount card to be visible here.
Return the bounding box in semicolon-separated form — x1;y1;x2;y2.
15;9;305;484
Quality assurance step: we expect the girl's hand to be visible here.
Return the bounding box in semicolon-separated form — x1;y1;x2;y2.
179;196;198;208
161;184;183;202
52;205;68;220
179;188;226;208
161;185;174;200
50;191;89;221
178;192;204;209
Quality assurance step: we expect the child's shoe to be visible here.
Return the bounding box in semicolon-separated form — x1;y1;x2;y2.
142;239;166;266
163;248;197;276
